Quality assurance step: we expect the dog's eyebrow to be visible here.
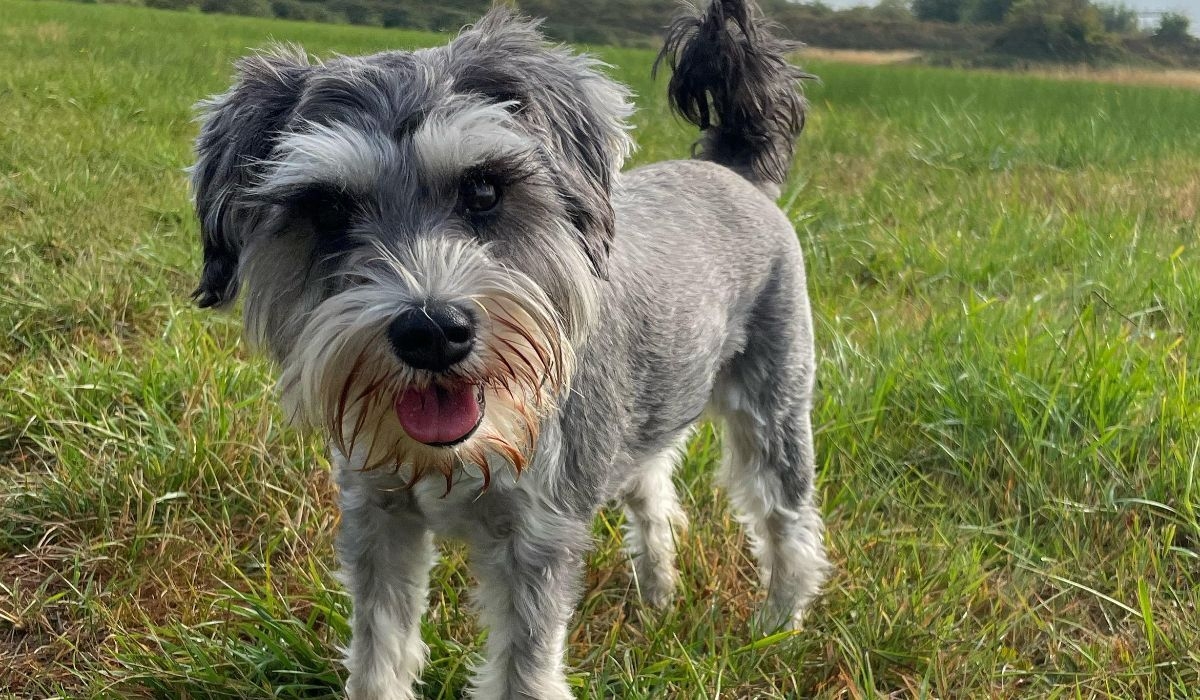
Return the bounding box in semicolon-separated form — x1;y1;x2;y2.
251;121;398;196
392;109;427;143
412;102;536;183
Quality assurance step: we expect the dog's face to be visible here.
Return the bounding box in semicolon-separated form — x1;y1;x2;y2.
190;10;633;486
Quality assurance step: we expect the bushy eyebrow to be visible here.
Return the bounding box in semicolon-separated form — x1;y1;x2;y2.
392;109;427;142
246;105;545;205
250;121;398;199
410;102;539;185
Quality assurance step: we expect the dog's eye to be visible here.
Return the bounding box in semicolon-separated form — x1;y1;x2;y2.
459;175;501;214
309;190;356;234
286;186;358;237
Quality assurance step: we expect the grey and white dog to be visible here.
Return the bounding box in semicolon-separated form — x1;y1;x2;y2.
190;0;829;696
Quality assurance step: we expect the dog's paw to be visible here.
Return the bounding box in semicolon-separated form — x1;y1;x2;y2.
749;602;806;637
638;572;680;610
345;671;419;700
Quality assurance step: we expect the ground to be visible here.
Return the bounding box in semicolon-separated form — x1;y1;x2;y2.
1;1;1199;698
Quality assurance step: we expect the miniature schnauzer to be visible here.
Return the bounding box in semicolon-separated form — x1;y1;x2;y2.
190;0;829;696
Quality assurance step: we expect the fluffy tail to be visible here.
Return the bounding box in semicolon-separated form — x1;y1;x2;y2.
654;0;810;196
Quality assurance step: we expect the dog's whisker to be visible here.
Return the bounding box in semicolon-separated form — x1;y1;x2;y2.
493;337;545;388
332;349;369;456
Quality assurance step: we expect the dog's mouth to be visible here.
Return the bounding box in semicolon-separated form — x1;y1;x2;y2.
395;383;485;447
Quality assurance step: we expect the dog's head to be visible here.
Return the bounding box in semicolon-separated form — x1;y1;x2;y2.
190;9;634;486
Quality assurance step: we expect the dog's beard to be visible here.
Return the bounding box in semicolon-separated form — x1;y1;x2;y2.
276;239;573;492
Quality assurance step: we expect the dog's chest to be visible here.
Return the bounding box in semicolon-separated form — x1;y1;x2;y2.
339;462;523;542
410;473;522;540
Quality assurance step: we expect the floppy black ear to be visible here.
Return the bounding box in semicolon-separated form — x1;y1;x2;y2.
450;9;634;279
191;47;310;308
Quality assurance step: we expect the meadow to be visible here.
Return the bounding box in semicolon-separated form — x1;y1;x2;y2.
2;1;1199;697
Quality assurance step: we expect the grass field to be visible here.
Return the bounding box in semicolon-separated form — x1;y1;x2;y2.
2;1;1200;697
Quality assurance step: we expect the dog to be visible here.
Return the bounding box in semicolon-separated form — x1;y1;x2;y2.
190;0;829;696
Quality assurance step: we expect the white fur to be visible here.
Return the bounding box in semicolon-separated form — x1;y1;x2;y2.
412;102;536;182
465;493;579;700
337;476;436;700
278;236;570;483
256;121;400;195
622;436;691;608
718;403;830;631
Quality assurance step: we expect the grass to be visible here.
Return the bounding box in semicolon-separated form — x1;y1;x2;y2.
2;1;1199;697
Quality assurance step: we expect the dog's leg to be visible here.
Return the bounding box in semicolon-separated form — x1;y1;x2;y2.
721;402;828;632
712;270;830;632
338;480;435;700
622;442;689;608
467;502;589;700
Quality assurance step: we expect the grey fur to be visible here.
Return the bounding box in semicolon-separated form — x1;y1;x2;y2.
191;1;828;697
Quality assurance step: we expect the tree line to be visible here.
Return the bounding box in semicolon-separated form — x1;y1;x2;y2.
125;0;1199;66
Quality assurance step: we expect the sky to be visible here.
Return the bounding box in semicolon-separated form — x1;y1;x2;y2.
1118;0;1199;13
817;0;1200;19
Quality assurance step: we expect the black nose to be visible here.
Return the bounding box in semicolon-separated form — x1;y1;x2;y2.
388;304;476;372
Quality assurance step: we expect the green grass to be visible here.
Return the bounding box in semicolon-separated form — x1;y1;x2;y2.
2;1;1199;697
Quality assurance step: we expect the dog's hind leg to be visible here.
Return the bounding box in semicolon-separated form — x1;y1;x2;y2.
719;400;828;631
621;436;690;608
712;263;830;632
336;474;435;700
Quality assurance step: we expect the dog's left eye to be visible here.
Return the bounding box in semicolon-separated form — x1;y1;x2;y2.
459;175;501;214
308;190;356;235
284;186;358;239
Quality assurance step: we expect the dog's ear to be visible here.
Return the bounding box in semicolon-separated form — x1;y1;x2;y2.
191;47;310;308
451;9;634;278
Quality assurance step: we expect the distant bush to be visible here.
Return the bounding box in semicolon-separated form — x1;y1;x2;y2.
1096;3;1139;34
994;0;1115;61
771;4;997;52
270;0;335;21
146;0;196;9
336;0;379;26
1155;12;1192;43
966;0;1014;23
200;0;271;17
379;6;408;27
913;0;964;23
793;1;835;18
871;0;915;21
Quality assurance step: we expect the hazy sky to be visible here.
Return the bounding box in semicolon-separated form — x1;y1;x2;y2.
1118;0;1198;13
819;0;1199;18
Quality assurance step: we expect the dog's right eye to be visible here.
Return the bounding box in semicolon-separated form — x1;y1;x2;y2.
291;187;358;237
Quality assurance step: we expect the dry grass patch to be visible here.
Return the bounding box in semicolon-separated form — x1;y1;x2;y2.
803;48;922;66
1026;65;1200;91
1;20;67;43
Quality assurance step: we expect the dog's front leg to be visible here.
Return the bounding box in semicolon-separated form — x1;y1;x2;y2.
337;477;435;700
467;504;589;700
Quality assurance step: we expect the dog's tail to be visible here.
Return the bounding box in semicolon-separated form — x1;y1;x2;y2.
654;0;809;197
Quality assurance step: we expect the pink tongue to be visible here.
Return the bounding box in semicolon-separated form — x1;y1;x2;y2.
395;385;482;445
